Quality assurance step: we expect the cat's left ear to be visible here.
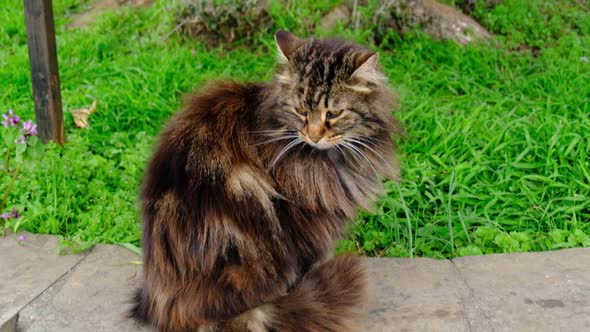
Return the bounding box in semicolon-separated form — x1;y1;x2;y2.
351;52;384;84
275;30;303;63
347;51;386;93
354;51;378;71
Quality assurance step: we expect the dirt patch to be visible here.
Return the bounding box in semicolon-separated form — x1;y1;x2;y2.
340;0;493;45
175;0;272;48
67;0;153;29
517;43;541;58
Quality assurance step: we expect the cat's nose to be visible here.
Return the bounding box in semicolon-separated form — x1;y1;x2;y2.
307;124;325;143
309;135;322;143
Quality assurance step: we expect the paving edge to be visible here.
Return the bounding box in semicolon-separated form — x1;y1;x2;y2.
4;235;589;332
0;315;17;332
449;259;493;332
0;252;89;332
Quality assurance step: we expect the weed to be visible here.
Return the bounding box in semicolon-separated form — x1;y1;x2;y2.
1;0;588;258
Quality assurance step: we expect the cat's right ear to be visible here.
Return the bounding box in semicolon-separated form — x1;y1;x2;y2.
275;30;302;63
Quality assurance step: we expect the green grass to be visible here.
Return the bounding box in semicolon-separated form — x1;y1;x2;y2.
0;0;589;257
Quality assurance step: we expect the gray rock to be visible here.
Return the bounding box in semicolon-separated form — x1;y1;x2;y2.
0;232;85;332
24;244;152;332
320;5;352;31
417;0;492;44
370;0;492;44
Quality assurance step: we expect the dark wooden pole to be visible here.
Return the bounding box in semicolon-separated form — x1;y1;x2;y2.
24;0;65;144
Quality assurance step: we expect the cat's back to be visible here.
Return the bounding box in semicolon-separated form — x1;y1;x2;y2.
170;80;262;146
142;80;267;200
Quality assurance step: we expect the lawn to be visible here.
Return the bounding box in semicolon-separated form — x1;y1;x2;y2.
0;0;589;258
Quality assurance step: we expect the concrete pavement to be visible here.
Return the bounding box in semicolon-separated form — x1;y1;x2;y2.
1;232;589;332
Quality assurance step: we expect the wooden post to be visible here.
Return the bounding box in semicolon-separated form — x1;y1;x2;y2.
24;0;65;144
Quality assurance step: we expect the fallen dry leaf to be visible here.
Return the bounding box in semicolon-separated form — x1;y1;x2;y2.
71;100;97;128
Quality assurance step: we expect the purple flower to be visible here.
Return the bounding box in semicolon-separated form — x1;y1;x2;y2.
9;208;20;219
1;209;20;220
18;235;26;241
2;110;20;127
15;136;26;144
23;120;37;136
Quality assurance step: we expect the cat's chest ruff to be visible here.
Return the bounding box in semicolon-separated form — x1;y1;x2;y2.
274;157;373;216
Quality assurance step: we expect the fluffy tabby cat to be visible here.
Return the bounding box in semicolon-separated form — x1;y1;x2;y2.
130;30;402;332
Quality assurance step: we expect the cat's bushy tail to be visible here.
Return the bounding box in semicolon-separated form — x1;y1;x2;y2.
129;255;367;332
265;254;368;332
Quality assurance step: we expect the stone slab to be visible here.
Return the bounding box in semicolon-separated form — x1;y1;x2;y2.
0;315;16;332
6;231;590;332
0;232;85;332
17;266;73;332
25;244;153;332
453;248;590;332
363;257;470;332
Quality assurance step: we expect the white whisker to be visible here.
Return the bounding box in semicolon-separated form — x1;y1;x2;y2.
341;141;379;177
250;129;295;135
349;136;390;155
347;137;390;165
270;138;303;169
334;144;350;165
347;137;398;177
355;136;389;145
254;135;298;146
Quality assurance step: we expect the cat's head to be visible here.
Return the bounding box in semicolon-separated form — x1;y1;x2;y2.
269;30;398;151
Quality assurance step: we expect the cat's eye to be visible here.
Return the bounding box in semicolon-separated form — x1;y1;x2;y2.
296;109;308;116
326;110;343;120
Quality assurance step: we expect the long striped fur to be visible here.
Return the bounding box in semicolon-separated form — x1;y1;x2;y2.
130;31;402;332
